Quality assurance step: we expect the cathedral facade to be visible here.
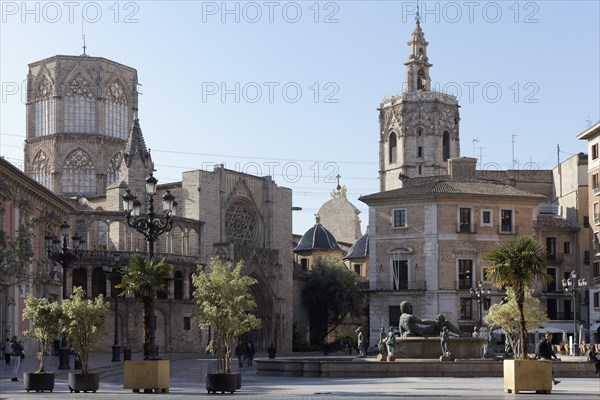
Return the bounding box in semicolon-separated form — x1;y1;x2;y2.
21;54;293;353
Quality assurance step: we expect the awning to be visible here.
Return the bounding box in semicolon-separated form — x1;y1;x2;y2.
535;321;578;334
532;326;565;334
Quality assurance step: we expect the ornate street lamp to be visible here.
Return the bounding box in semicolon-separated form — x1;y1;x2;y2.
562;270;588;356
45;221;84;369
122;174;176;359
122;174;176;260
470;280;491;330
103;253;123;362
45;221;83;300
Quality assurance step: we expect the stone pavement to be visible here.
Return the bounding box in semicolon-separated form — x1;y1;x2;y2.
1;352;599;399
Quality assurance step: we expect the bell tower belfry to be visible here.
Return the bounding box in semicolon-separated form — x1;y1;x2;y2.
378;12;461;191
405;12;432;93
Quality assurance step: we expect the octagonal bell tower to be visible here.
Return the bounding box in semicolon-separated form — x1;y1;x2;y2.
378;12;460;191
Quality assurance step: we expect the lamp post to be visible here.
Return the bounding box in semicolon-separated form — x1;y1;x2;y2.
121;174;176;359
103;253;122;362
562;270;588;356
121;174;176;260
45;221;83;300
470;280;491;331
45;221;83;370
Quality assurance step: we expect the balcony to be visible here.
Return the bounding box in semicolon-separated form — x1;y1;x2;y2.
456;224;476;233
498;226;517;235
370;280;427;292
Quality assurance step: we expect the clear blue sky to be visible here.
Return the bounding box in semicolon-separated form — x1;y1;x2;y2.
1;1;599;235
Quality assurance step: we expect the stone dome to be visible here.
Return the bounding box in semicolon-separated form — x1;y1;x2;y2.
317;185;362;244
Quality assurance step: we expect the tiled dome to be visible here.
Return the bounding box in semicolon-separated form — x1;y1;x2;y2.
294;220;341;252
345;233;369;259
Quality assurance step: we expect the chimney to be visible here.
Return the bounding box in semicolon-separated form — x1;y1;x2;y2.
448;157;477;180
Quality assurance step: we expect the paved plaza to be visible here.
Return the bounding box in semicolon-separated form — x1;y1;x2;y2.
1;352;599;399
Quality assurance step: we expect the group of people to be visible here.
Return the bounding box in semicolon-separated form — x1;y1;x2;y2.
2;336;25;382
234;340;256;368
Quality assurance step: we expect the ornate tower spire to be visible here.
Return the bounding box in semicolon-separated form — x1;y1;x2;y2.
404;10;433;92
123;118;153;174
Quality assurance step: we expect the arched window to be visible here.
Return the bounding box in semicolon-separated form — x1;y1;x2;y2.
72;267;88;297
107;153;120;187
64;74;96;134
225;202;257;245
417;69;425;90
34;78;55;137
32;151;51;189
174;271;183;299
443;131;450;161
388;132;397;164
97;221;107;249
417;128;423;137
105;82;128;139
61;148;96;195
91;267;106;298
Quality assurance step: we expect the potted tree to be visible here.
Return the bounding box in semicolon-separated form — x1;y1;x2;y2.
484;236;551;394
192;257;261;394
21;295;63;392
117;256;173;393
60;286;110;393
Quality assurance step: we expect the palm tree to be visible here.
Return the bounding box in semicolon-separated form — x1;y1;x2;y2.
116;256;173;360
484;236;550;358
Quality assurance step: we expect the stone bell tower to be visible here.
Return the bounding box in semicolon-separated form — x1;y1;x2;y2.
378;11;461;191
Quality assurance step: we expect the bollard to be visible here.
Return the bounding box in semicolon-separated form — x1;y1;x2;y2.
124;346;131;360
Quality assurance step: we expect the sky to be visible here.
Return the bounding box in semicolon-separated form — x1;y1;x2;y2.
1;1;599;236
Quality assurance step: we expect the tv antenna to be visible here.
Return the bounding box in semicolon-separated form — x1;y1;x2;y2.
511;134;518;169
472;138;479;158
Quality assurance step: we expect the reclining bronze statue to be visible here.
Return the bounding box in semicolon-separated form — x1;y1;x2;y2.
398;301;463;337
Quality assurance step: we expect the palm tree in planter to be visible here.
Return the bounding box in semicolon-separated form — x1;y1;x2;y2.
61;286;110;393
22;295;63;392
484;235;552;394
117;256;173;393
192;257;261;394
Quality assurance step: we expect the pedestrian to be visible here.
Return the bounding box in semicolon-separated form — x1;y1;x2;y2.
586;346;600;375
535;333;560;385
246;341;255;366
235;340;245;368
267;342;277;359
10;336;23;382
2;338;11;366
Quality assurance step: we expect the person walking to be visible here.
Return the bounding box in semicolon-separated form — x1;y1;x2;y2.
10;336;23;382
2;338;11;366
246;341;255;366
235;340;245;368
535;333;560;385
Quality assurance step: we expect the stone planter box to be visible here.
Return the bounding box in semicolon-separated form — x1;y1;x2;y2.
503;359;553;394
123;360;170;393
